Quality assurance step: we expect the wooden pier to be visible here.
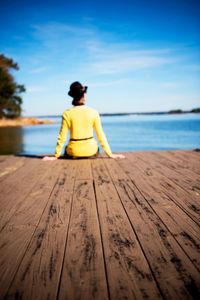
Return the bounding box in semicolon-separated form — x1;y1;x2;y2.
0;150;200;300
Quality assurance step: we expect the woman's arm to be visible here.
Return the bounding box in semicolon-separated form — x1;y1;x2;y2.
94;113;125;158
93;113;112;156
43;113;69;160
54;114;69;158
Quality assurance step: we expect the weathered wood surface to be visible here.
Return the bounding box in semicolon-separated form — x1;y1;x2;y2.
0;150;200;300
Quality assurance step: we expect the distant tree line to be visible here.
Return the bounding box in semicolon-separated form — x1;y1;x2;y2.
168;108;200;114
0;54;25;118
191;108;200;113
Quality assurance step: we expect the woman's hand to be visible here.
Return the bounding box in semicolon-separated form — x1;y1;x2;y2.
42;156;58;161
110;153;125;159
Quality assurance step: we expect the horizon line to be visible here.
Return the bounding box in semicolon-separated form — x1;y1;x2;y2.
28;107;200;118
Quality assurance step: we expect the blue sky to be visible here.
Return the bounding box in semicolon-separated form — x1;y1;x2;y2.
1;0;200;116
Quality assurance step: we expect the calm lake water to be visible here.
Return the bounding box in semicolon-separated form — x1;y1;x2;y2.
0;113;200;155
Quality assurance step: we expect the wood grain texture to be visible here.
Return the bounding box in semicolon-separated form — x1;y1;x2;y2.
3;160;76;300
59;179;108;300
160;150;200;175
117;155;200;273
0;156;27;182
105;158;200;299
0;159;49;231
0;151;200;300
92;158;161;300
0;160;63;299
130;151;200;224
58;160;108;300
141;151;200;196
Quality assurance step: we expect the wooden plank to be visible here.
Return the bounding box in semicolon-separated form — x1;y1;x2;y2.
160;151;200;175
128;150;200;229
0;155;15;170
0;155;10;162
0;158;39;201
58;160;108;300
105;158;200;299
151;151;200;196
0;159;63;299
157;150;200;168
131;153;200;224
0;152;199;300
92;158;162;300
139;151;200;195
0;156;27;182
190;150;200;159
175;150;200;166
0;159;51;231
117;155;200;273
1;160;62;228
0;225;36;299
59;179;108;300
0;155;14;174
74;158;93;180
126;152;200;225
145;151;200;181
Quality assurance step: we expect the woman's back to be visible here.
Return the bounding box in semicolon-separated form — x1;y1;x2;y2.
64;105;97;139
55;104;112;158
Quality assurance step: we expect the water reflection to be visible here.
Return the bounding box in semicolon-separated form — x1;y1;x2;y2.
0;127;24;155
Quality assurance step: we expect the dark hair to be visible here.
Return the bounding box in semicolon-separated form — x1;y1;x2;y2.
68;81;87;105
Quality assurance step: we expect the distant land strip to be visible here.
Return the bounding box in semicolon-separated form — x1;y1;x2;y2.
101;108;200;116
37;107;200;118
0;117;55;127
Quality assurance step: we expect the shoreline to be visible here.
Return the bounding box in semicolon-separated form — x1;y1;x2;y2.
36;110;200;118
100;109;200;116
1;109;199;127
0;117;55;127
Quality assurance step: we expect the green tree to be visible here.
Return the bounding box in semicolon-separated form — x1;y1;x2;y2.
0;54;25;118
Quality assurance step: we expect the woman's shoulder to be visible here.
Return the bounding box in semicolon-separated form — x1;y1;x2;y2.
62;108;73;119
63;106;76;114
85;106;99;115
62;106;99;117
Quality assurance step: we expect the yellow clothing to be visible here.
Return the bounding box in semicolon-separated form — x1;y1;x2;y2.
55;105;112;158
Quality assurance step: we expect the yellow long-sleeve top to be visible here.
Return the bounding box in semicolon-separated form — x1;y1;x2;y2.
55;105;112;158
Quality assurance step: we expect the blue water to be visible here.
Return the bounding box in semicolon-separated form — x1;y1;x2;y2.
0;114;200;155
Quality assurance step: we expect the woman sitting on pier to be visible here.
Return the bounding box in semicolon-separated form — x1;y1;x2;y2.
43;81;124;160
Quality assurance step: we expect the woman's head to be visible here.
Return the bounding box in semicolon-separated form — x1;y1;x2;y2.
68;81;88;106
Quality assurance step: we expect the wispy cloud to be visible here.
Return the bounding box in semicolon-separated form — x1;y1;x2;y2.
27;86;46;93
31;22;94;51
90;53;170;74
32;22;93;38
23;21;200;111
29;66;48;74
85;40;176;75
28;21;187;77
89;78;133;87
